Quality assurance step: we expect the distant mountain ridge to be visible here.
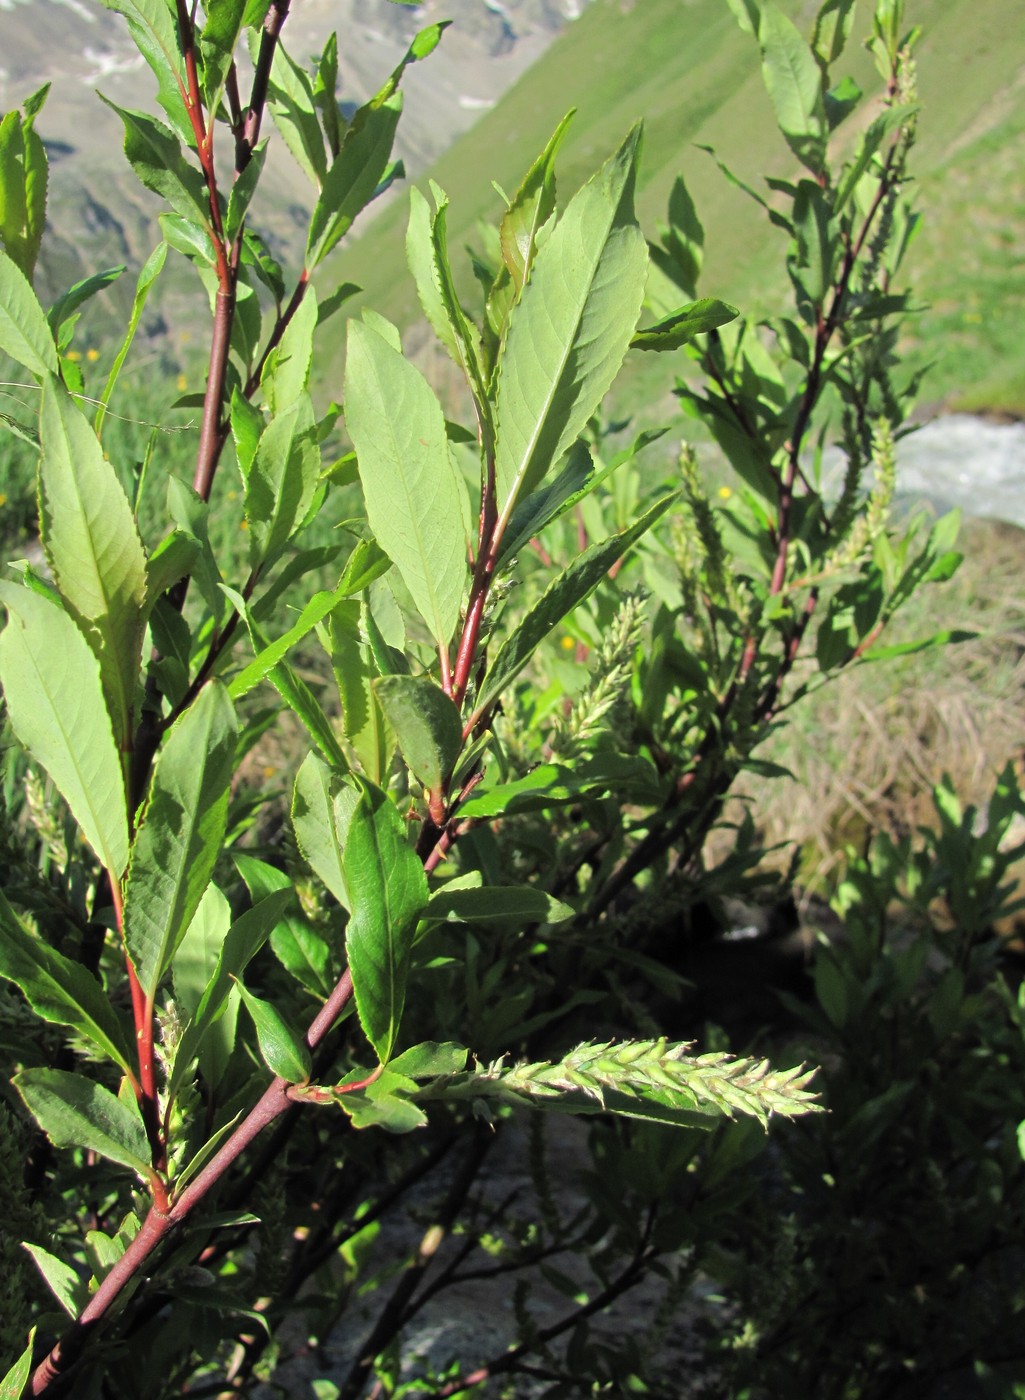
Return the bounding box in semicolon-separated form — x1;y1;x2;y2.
0;0;592;306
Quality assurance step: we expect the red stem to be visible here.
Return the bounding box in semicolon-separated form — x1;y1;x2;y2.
30;971;356;1396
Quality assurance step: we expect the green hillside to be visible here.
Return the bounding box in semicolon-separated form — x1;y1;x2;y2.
325;0;1025;415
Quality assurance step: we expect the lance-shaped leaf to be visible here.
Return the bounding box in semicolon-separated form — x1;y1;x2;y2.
0;584;129;877
631;298;739;352
1;1330;34;1397
307;94;402;267
38;376;148;747
234;977;312;1083
15;1068;151;1175
0;93;49;280
124;681;238;1001
169;886;294;1098
172;882;236;1090
374;676;462;794
244;393;320;568
758;2;827;172
101;99;208;224
221;585;349;770
313;32;342;158
472;493;678;723
493;126;648;535
99;0;189;141
229;551;391;702
96;241;167;440
266;37;328;188
345;318;467;649
24;1244;88;1318
0;890;135;1076
261;285;317;415
292;751;350;908
47;266;125;338
343;780;428;1064
421;885;573;928
0;245;57;374
500;109;573;294
327;600;395;784
406;185;484;396
457;752;659;819
306;22;444;268
198;0;247;121
236;854;334;997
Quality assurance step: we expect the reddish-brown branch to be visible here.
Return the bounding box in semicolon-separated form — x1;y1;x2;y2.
30;970;356;1396
242;0;291;162
193;289;237;502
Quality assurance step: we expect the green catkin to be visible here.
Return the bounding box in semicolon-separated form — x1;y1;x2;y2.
546;590;647;760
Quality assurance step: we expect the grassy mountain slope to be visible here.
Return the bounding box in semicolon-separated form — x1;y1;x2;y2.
327;0;1025;415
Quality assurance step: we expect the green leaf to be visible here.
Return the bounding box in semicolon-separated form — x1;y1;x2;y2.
244;393;320;567
307;94;402;267
343;780;429;1064
261;285;317;414
758;3;827;172
225;141;266;242
406;185;484;396
458;752;658;818
100;100;208;223
145;530;200;612
373;676;462;794
47;266;124;337
421;885;573;928
631;297;738;351
23;1245;86;1318
0;889;135;1075
235;854;333;997
389;1041;468;1078
500;111;573;295
333;1068;427;1132
172;882;236;1088
0;245;57;374
812;0;858;64
313;32;342;158
235;976;312;1082
266;38;328;188
327;601;395;783
473;493;677;722
0;1328;34;1397
726;0;761;35
345;318;467;649
169;887;293;1097
124;681;238;1000
835;104;919;211
199;0;247;119
0;101;48;280
15;1068;151;1174
232;554;392;705
498;439;594;564
98;0;189;141
95;241;168;440
0;583;130;876
38;376;148;747
228;543;390;702
167;475;224;618
650;174;705;306
493;126;648;534
292;752;350;908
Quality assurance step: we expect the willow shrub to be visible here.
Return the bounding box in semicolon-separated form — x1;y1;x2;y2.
0;1;972;1394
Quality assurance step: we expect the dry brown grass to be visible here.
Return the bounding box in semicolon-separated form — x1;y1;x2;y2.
720;516;1025;896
